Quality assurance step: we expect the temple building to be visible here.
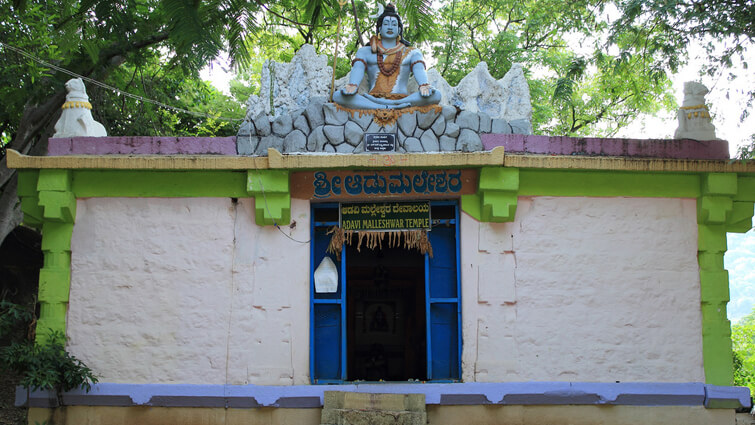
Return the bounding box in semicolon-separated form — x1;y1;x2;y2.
8;42;754;425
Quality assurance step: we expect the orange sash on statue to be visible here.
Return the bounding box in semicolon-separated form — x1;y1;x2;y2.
369;45;413;98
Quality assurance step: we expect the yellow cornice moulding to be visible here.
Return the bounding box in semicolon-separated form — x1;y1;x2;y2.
504;154;755;173
5;149;270;170
265;146;506;169
5;147;506;171
6;147;755;173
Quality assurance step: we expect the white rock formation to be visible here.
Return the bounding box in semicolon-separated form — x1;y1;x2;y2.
426;69;455;108
440;62;532;127
451;62;507;117
674;81;717;141
244;44;332;119
53;78;107;138
499;63;532;122
241;44;533;132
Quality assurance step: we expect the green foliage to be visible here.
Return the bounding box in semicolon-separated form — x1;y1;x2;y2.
736;134;755;160
0;0;259;147
611;0;753;117
93;61;244;137
396;0;436;44
0;0;677;141
1;331;98;393
0;132;10;152
612;0;753;64
425;0;680;136
0;0;752;143
0;300;34;340
228;57;267;104
0;301;97;394
732;307;755;393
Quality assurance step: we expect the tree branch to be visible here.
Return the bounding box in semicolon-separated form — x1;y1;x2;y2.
502;4;518;32
255;1;316;27
351;0;364;48
441;0;458;76
465;22;484;62
570;93;634;133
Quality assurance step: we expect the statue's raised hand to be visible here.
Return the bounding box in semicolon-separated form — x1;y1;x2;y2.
419;84;434;97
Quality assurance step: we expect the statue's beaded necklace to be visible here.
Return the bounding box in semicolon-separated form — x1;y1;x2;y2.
376;41;404;76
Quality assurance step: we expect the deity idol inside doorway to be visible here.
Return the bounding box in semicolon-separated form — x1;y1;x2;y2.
332;3;441;110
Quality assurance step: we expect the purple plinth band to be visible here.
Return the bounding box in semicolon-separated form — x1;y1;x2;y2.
481;134;730;160
46;135;731;159
47;137;237;156
16;382;751;409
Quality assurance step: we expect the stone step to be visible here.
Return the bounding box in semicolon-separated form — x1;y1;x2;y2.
321;391;427;425
321;408;426;425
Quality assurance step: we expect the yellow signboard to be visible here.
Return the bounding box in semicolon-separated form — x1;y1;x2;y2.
340;201;431;231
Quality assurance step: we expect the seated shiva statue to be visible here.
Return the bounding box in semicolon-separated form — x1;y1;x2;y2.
332;3;441;110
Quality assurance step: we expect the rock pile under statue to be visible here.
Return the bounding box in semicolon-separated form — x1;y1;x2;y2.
237;98;524;155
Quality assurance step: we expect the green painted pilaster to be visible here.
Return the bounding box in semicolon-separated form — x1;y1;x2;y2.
697;173;738;386
35;170;75;344
729;175;755;233
246;170;291;226
461;167;519;222
17;170;43;229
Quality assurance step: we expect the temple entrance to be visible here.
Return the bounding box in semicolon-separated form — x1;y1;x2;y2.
311;201;460;384
346;244;426;381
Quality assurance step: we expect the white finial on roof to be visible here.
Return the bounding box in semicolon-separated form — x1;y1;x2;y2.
53;78;107;138
674;81;717;141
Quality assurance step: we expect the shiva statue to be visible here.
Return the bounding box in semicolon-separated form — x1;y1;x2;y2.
332;3;441;110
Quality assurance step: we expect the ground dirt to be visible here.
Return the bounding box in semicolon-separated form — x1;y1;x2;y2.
0;371;25;425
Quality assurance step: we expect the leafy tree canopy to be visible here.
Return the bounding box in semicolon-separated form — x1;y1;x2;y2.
732;306;755;393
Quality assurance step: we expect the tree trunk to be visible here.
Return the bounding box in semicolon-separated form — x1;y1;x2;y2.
0;93;65;246
0;175;22;247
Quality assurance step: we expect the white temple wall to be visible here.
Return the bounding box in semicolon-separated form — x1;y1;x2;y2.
66;196;704;385
460;196;704;383
66;197;311;385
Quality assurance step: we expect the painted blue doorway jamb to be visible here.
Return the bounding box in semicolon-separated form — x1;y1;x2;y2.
425;250;432;380
310;203;343;384
455;202;462;379
309;205;315;382
426;202;461;381
341;240;348;381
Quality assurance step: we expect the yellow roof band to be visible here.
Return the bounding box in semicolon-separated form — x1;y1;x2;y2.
6;147;755;173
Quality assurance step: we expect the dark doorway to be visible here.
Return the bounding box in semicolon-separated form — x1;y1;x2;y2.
346;244;426;381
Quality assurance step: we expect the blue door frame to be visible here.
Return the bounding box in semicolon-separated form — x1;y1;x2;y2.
310;201;461;384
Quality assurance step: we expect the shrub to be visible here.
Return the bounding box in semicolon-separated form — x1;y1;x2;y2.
0;301;97;399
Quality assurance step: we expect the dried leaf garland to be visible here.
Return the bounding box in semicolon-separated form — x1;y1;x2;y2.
326;226;345;259
326;226;433;257
334;103;442;126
